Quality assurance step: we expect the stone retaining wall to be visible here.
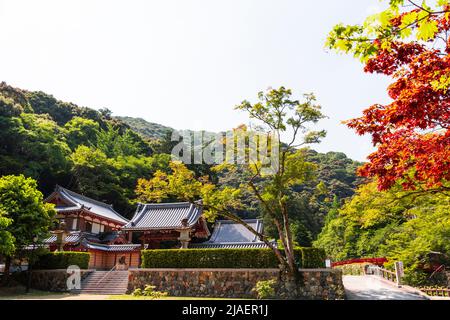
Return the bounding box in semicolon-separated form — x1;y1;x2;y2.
28;269;93;292
128;268;345;300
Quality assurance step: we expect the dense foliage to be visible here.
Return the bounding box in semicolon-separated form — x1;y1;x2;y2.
315;181;450;286
0;82;170;216
34;252;90;270
141;248;325;269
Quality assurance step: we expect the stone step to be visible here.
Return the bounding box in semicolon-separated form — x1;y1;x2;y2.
83;279;129;283
81;286;128;290
74;289;128;293
82;280;128;286
76;270;130;295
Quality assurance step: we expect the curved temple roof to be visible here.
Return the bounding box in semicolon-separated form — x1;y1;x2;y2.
48;186;129;225
190;219;272;249
82;240;141;252
122;202;203;231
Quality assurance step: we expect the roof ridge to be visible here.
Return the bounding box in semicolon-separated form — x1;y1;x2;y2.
217;219;263;224
59;186;114;209
123;201;203;230
139;202;193;208
84;240;140;247
57;186;129;223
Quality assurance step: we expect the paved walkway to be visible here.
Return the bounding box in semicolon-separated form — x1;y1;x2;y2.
343;276;429;300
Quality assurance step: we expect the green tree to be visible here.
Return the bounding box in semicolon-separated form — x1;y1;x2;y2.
0;94;23;117
112;153;171;204
0;175;56;281
64;117;100;150
315;180;450;286
136;87;326;285
96;123;145;158
0;209;14;257
0;112;71;194
314;182;409;261
70;146;131;214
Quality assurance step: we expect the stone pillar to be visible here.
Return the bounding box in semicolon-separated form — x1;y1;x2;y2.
53;221;68;252
178;218;191;249
178;229;191;249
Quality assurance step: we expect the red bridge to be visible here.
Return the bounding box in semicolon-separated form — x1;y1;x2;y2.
332;258;388;268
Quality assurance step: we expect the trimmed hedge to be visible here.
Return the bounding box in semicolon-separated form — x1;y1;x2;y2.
141;248;325;269
300;247;327;269
34;252;90;270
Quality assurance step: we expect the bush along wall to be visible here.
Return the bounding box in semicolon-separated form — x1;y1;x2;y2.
141;248;326;269
33;252;90;270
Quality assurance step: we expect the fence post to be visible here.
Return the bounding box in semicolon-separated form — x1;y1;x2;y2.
394;261;404;288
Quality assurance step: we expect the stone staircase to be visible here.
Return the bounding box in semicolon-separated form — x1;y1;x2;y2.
72;270;129;295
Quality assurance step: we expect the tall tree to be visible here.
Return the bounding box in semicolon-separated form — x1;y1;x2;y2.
327;0;450;192
0;175;56;282
136;87;326;286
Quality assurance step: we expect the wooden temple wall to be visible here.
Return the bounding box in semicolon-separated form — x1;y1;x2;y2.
88;250;140;270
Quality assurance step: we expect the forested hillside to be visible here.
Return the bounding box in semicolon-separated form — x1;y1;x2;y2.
0;82;170;216
0;82;362;244
116;116;173;141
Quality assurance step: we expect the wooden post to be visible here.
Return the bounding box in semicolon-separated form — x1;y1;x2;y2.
76;212;80;230
395;261;404;288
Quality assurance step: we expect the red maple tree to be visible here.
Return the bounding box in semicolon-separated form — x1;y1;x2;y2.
329;2;450;191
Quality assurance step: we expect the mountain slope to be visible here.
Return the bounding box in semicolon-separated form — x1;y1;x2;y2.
116;116;173;140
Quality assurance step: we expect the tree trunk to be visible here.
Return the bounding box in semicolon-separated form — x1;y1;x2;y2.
2;256;11;286
281;205;298;277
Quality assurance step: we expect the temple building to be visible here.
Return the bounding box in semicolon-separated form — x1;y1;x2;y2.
190;219;270;249
45;185;129;233
122;202;210;249
43;186;270;270
44;186;141;269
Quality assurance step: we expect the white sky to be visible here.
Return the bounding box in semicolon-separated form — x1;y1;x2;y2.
0;0;391;161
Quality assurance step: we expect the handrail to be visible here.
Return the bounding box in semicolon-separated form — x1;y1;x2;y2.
96;265;117;286
420;287;450;297
332;258;388;268
366;265;398;284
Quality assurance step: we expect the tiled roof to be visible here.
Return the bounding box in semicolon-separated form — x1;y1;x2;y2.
209;219;263;243
190;219;272;249
51;186;129;225
83;240;141;252
43;231;83;244
122;202;203;231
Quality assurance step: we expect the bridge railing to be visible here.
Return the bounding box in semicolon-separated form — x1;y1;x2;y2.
366;263;404;287
420;287;450;297
332;258;387;268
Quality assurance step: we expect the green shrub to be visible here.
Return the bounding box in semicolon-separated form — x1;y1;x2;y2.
300;247;326;269
132;288;143;296
143;285;168;299
253;279;277;299
141;248;325;269
34;252;90;270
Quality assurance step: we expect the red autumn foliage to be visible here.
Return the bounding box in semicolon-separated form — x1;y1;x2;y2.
347;19;450;191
